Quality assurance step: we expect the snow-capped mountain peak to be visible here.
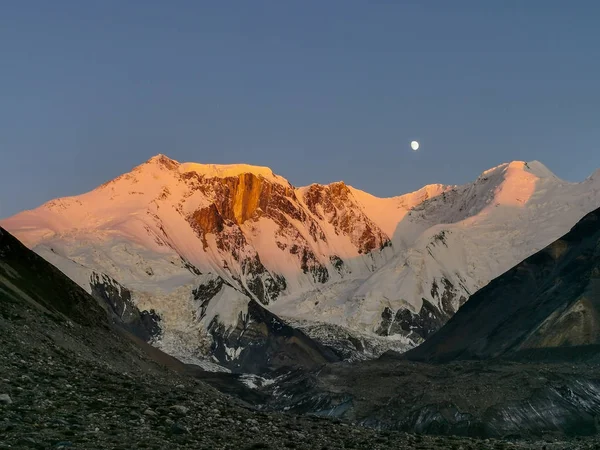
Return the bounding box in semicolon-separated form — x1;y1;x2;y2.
1;156;599;367
140;153;290;186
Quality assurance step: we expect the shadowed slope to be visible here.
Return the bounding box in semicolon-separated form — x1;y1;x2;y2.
404;207;600;362
0;227;106;327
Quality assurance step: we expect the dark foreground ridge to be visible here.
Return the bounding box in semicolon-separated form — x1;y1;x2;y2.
5;226;585;449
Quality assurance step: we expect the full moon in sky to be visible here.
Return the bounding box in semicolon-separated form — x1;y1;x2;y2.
411;140;420;151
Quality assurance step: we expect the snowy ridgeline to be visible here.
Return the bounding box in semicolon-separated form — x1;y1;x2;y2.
2;155;600;371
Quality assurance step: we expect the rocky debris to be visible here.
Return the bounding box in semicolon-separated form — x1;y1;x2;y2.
170;422;190;435
2;317;563;450
143;408;157;417
170;405;189;415
0;393;12;404
257;357;600;442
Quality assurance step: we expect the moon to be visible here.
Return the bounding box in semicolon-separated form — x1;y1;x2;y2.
411;140;420;151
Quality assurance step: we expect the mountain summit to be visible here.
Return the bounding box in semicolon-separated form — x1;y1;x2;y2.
2;156;599;367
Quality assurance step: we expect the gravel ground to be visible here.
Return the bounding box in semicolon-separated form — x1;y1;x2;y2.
3;301;600;450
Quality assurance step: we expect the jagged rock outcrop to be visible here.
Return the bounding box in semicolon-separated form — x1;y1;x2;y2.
89;272;161;342
209;299;340;374
302;182;391;254
188;203;225;248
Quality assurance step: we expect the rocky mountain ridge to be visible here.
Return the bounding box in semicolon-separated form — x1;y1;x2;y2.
2;155;600;368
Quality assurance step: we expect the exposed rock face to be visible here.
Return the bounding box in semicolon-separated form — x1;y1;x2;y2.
213;173;273;224
241;256;287;304
192;277;227;320
375;300;451;342
208;300;340;374
374;276;469;341
184;174;299;305
182;170;393;298
89;272;161;342
188;204;224;248
404;206;600;363
302;182;390;254
188;274;339;373
187;172;298;227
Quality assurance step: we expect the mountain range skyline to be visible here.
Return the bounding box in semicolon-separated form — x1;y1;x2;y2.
3;153;600;219
3;153;599;369
3;2;600;220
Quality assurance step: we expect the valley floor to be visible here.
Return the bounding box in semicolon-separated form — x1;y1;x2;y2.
1;300;600;450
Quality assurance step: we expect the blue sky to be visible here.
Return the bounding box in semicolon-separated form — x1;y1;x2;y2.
1;1;599;217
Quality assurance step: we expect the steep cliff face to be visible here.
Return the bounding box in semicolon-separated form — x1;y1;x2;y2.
183;170;393;294
301;182;391;254
189;203;225;248
183;171;340;301
186;171;283;228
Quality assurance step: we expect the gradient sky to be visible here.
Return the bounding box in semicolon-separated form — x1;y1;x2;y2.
1;1;599;218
